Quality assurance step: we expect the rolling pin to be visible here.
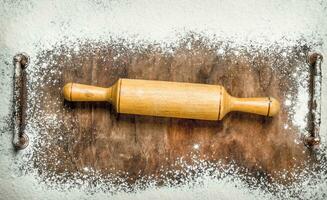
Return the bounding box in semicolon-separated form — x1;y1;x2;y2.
63;79;280;120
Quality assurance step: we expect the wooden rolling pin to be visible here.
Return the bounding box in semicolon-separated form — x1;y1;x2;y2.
63;79;280;120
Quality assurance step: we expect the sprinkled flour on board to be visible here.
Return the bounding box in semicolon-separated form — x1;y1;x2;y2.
1;0;327;199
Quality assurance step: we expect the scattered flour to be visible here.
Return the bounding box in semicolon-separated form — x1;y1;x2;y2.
293;81;310;132
1;0;327;199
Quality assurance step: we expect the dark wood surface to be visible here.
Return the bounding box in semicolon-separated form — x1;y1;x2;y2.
30;37;314;186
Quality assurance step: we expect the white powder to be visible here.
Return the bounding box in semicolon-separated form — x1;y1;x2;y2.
193;144;200;150
1;0;326;55
1;0;327;199
293;80;310;132
284;99;292;107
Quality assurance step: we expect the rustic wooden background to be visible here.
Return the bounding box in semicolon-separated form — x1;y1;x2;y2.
30;37;314;186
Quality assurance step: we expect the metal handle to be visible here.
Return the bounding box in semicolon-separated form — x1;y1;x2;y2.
12;53;30;150
304;52;323;148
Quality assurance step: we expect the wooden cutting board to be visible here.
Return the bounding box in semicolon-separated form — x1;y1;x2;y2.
20;37;321;185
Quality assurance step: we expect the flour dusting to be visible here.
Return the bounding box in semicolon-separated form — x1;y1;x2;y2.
1;0;327;199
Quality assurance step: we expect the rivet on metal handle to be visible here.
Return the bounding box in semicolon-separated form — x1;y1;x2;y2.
12;53;30;150
304;52;323;148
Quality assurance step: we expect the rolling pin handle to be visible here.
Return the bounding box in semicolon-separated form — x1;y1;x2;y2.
228;96;280;118
63;83;112;102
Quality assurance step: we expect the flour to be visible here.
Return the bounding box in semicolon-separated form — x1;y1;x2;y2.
1;0;327;199
1;0;326;55
283;66;311;134
293;81;310;132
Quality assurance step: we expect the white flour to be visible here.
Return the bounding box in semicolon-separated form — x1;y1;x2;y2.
1;0;327;199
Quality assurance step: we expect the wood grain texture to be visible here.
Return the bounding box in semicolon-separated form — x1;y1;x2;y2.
63;79;280;120
31;37;314;186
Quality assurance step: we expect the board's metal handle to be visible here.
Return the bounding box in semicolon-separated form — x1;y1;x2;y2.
12;53;29;150
305;52;323;148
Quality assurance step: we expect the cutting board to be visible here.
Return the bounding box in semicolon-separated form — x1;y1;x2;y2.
18;37;321;186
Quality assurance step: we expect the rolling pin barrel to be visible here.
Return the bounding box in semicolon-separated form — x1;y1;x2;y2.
63;79;280;120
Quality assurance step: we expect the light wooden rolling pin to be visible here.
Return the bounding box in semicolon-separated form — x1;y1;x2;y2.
63;79;280;120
